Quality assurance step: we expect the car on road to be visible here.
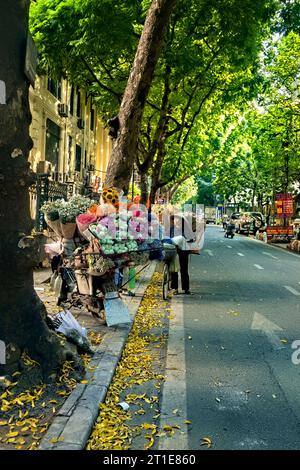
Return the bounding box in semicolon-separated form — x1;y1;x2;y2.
233;211;266;234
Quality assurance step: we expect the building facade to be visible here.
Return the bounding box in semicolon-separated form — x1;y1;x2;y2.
28;76;112;223
29;76;111;191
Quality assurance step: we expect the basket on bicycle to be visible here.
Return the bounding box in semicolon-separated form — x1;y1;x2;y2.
163;243;177;262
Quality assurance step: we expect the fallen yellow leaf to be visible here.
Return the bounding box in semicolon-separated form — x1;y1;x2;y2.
201;437;213;448
6;431;19;438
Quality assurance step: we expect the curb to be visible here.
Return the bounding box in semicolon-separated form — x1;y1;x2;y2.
39;262;157;450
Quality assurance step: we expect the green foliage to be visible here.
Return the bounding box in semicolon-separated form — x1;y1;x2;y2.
171;177;198;205
195;176;216;206
30;0;141;117
276;0;300;34
200;28;300;210
30;0;281;197
140;0;277;189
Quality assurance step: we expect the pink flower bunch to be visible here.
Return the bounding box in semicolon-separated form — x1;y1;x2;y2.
76;213;97;235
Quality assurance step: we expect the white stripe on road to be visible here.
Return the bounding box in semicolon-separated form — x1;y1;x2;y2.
254;264;264;270
204;249;214;257
262;252;278;260
284;286;300;296
159;299;188;450
237;253;245;257
227;245;232;249
251;312;284;350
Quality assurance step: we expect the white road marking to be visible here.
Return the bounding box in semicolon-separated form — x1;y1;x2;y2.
284;286;300;296
237;252;245;257
227;245;232;249
159;299;188;450
262;252;278;260
254;264;264;270
204;249;213;256
251;312;284;350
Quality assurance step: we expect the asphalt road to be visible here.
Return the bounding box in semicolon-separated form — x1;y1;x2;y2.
169;225;300;450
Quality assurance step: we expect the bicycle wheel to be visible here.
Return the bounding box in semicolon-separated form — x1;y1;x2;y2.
162;263;169;300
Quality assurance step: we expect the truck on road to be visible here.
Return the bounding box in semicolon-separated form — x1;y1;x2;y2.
204;206;216;224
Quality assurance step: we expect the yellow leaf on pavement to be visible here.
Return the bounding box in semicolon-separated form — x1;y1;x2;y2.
201;437;213;448
144;436;154;450
6;431;19;438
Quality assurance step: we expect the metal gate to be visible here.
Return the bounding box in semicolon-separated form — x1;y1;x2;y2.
30;175;70;231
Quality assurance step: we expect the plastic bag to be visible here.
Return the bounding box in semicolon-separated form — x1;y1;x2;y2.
54;273;63;297
45;241;63;259
54;310;93;353
55;309;86;336
50;272;58;291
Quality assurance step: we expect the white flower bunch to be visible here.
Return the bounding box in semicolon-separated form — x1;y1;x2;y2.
41;199;65;221
59;196;95;224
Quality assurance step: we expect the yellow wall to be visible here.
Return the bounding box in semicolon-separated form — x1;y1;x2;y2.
29;76;111;189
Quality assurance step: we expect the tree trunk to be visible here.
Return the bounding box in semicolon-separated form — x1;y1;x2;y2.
149;183;158;205
0;1;64;378
105;0;177;191
139;171;149;205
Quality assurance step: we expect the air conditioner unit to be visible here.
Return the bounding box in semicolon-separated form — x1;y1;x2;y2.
77;118;85;129
57;103;69;117
36;160;52;174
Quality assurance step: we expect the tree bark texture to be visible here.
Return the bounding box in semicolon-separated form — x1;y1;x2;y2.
139;171;149;205
0;1;63;377
105;0;177;192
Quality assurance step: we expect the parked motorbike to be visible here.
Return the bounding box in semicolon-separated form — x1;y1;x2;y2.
224;223;235;238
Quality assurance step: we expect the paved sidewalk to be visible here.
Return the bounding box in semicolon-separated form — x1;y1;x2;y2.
38;263;157;450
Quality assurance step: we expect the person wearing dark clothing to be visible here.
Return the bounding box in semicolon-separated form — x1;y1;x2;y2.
169;214;193;295
170;248;190;293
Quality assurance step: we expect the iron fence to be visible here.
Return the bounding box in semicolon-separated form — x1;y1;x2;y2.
30;175;70;231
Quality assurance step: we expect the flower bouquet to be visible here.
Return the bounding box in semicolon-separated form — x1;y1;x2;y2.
41;200;64;237
76;212;98;238
59;195;95;239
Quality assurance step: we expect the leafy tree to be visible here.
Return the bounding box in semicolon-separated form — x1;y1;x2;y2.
195;176;216;207
104;0;177;190
204;31;300;214
276;0;300;34
30;0;140;116
171;177;198;205
30;0;277;197
136;0;277;202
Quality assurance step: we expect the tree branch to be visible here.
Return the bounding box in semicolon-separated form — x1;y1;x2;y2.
81;56;122;103
181;80;218;150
